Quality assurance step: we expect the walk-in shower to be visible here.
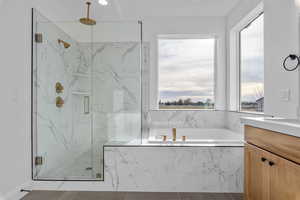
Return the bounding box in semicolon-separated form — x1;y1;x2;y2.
31;9;142;181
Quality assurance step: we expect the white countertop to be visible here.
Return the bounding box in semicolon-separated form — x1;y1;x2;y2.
241;117;300;138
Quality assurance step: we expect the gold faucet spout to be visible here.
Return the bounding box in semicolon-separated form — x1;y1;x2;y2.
172;128;177;142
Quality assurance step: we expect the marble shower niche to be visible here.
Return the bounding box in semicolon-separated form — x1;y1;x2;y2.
32;9;142;181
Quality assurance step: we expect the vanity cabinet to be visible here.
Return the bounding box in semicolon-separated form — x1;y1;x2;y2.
245;126;300;200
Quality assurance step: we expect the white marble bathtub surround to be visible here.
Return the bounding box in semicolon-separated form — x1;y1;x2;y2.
145;110;227;129
225;111;266;134
32;146;244;193
104;147;243;192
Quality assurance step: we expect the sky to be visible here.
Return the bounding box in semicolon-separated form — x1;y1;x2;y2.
240;14;264;102
159;38;215;103
159;14;264;104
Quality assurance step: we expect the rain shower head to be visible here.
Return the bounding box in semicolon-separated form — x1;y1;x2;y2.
58;39;71;49
79;2;96;26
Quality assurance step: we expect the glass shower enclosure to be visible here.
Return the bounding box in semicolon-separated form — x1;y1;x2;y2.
32;9;142;181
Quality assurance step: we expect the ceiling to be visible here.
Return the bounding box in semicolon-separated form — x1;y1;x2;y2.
114;0;242;18
42;0;242;21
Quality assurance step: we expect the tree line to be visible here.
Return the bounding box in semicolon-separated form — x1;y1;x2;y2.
159;98;214;106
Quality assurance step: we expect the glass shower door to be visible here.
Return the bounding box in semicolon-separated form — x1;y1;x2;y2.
32;9;142;181
32;9;94;180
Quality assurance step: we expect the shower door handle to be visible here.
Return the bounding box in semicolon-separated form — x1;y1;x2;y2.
84;96;90;114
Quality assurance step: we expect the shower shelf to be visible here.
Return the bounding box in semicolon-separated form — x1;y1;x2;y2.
72;73;90;78
72;91;91;96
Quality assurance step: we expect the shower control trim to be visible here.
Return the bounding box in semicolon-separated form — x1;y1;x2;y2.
55;82;64;94
56;96;64;108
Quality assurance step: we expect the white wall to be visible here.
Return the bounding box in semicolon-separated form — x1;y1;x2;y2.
264;0;299;118
143;17;227;110
227;0;262;30
0;0;32;198
0;0;76;198
226;0;299;118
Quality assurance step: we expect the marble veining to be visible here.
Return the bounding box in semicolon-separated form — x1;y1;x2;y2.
225;111;266;134
31;146;243;193
32;11;245;192
34;20;93;179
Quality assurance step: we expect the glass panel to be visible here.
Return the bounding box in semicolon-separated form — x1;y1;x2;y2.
158;38;215;110
33;10;94;180
240;14;264;112
32;9;142;181
91;23;142;169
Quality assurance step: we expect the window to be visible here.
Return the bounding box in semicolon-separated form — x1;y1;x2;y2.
239;14;264;112
158;37;215;110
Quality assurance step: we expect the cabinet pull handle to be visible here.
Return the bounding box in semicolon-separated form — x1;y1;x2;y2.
269;161;275;166
261;157;267;162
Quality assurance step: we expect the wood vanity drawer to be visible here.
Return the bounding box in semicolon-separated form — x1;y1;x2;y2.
245;125;300;164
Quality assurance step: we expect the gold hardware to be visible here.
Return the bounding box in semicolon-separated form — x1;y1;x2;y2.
182;136;186;142
35;156;43;166
172;128;177;142
35;33;43;43
96;173;102;179
56;96;64;108
79;2;97;26
55;82;64;94
162;135;167;142
58;39;71;49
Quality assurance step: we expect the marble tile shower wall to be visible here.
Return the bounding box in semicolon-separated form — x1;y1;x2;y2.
32;146;244;193
35;17;145;179
35;22;92;179
79;42;144;177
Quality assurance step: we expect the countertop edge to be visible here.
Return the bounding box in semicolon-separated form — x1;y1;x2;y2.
240;117;300;138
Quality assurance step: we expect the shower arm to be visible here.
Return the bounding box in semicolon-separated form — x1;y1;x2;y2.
86;2;91;19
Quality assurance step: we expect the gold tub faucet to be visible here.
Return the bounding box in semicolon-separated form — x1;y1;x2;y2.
172;128;177;142
162;135;167;142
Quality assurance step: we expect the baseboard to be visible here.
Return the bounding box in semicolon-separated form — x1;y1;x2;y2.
1;181;32;200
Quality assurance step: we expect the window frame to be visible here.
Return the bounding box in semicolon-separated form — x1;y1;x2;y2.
156;34;218;110
228;2;264;114
238;12;264;113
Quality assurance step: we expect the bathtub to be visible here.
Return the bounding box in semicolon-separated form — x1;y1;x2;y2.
148;128;244;145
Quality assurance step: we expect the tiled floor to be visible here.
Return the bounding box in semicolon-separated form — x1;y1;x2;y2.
22;191;243;200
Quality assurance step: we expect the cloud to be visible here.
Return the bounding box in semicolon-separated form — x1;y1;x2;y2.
159;15;264;103
241;57;264;83
158;39;215;102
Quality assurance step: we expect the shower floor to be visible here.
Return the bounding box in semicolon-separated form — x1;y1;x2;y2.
22;191;243;200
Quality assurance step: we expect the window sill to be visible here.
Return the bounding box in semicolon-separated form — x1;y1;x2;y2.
150;109;219;111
